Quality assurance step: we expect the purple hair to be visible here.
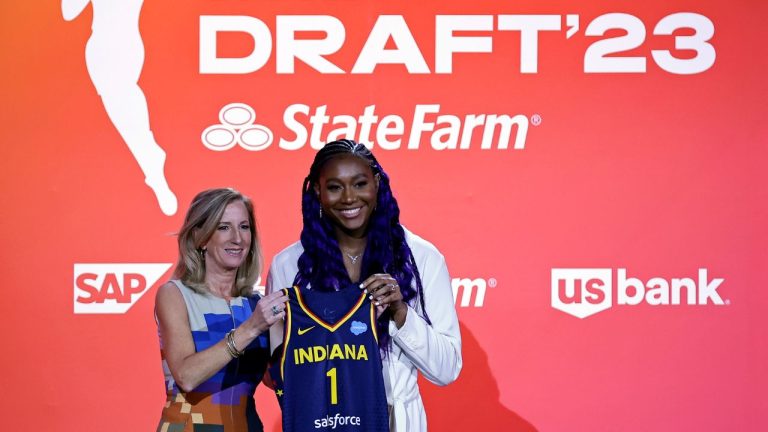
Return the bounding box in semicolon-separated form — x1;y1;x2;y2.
293;139;431;351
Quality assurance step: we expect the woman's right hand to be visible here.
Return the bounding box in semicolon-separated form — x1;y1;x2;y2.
243;290;288;336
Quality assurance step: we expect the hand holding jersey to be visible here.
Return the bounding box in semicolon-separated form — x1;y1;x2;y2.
272;285;389;432
360;273;407;325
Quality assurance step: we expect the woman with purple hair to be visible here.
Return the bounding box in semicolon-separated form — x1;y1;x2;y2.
267;139;462;431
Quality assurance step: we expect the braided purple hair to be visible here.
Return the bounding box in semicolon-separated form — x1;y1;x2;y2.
293;139;431;351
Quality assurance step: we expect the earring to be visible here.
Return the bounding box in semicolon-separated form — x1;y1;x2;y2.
319;207;323;218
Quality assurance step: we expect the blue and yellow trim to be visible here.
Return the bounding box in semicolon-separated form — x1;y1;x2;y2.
280;287;292;380
293;285;366;332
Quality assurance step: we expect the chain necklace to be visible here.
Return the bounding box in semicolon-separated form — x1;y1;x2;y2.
342;249;363;264
345;252;361;264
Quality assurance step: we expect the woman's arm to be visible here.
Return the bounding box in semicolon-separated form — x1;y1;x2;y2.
156;282;286;392
390;251;463;385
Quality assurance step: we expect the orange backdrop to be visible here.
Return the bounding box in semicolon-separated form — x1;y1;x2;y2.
1;0;766;430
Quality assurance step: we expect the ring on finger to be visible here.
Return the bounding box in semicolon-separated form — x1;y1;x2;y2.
387;283;396;292
271;305;280;315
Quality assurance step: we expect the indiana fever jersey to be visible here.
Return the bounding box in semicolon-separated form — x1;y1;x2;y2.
277;285;388;432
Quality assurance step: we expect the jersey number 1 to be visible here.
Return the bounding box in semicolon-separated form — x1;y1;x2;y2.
326;368;338;405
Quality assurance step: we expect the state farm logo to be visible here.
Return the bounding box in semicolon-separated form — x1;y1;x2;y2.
551;268;726;319
202;102;538;152
452;277;497;308
74;263;172;314
201;103;274;151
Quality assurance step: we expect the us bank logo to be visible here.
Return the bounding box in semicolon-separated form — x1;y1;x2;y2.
551;268;727;319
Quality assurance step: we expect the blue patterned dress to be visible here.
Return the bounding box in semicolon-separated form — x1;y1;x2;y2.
157;280;270;432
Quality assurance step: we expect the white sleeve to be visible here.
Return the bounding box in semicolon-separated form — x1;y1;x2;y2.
389;249;462;385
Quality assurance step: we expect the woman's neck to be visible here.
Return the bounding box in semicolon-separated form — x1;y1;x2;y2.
337;235;367;254
336;235;367;283
205;268;237;299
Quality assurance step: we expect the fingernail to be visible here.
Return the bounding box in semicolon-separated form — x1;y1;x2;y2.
375;301;380;306
369;295;374;300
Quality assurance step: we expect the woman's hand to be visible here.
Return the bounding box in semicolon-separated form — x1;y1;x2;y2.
157;283;289;392
360;273;407;328
242;290;288;337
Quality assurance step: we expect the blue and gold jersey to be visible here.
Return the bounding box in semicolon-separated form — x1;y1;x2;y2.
275;285;388;432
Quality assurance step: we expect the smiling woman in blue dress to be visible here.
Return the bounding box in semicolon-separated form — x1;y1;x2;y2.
155;188;287;431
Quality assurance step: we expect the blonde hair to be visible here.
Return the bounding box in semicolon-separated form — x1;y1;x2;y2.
173;188;262;296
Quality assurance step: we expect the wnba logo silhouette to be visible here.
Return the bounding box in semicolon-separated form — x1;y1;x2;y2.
62;0;177;215
201;103;274;151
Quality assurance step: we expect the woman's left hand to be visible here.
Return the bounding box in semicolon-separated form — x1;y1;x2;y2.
360;273;407;328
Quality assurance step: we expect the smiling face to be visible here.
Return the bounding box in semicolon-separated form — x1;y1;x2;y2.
316;155;380;239
202;200;252;274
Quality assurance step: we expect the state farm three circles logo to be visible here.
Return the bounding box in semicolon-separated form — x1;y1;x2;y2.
201;103;274;151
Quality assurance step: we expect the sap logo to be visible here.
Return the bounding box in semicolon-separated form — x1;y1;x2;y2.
551;268;726;319
452;277;496;307
74;263;172;314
